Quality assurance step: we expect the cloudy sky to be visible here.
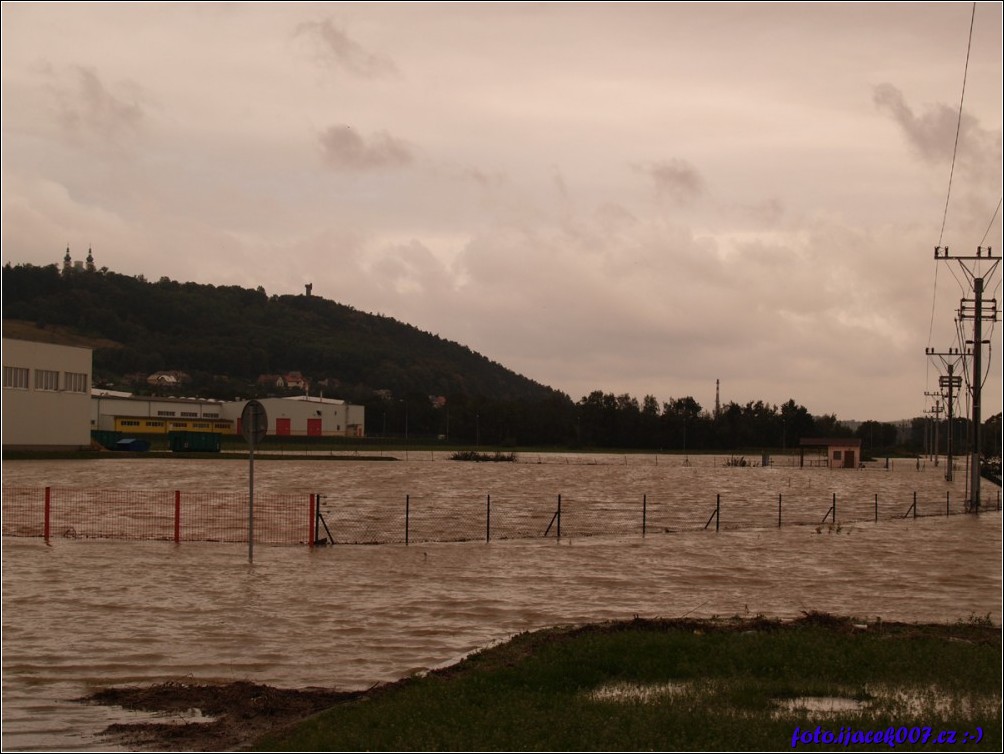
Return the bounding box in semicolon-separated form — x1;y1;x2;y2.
2;2;1001;422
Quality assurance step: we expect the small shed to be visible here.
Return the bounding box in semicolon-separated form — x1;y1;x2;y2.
799;438;862;469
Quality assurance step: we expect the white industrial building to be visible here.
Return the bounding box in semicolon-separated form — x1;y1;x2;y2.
222;396;365;438
89;392;364;438
2;334;366;446
2;337;92;450
90;392;231;433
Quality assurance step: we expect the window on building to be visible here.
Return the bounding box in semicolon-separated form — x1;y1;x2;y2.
34;369;60;391
204;412;219;418
63;372;89;393
120;420;141;427
180;411;198;418
157;410;176;417
3;366;29;389
147;421;164;427
194;422;210;429
832;450;843;461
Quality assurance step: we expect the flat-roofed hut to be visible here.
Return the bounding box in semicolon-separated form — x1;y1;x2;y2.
799;437;862;468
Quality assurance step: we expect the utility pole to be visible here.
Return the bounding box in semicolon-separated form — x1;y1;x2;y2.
927;347;965;482
923;392;943;466
934;246;1000;512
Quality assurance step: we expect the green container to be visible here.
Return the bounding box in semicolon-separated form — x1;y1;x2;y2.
91;430;123;450
168;431;221;453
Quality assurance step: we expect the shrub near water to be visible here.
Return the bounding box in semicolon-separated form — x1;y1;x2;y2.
256;615;1001;751
449;450;518;462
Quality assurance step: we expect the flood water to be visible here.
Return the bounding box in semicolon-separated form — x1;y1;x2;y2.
2;454;1001;751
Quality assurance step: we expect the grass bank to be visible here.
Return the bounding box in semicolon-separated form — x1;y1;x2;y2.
255;613;1000;752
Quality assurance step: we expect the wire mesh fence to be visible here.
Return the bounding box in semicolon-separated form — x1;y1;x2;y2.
3;485;1000;547
2;487;309;545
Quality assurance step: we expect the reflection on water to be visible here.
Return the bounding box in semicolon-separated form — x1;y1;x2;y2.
2;457;1001;751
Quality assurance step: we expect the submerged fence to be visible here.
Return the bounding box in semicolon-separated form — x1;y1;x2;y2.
1;487;308;545
2;485;1000;547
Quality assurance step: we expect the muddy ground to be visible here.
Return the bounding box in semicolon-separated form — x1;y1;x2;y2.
77;613;999;751
79;680;367;751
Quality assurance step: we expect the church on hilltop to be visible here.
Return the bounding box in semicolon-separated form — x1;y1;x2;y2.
61;246;97;275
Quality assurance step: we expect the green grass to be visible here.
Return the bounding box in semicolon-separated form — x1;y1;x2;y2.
255;614;1001;751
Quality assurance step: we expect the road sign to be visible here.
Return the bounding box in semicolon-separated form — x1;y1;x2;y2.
241;400;268;445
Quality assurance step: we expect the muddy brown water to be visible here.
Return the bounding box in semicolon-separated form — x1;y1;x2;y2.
2;455;1001;751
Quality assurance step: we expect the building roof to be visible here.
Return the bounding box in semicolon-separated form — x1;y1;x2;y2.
280;395;345;405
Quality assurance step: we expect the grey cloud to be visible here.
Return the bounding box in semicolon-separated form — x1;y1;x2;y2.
463;167;506;189
636;159;705;205
295;18;398;78
873;83;959;163
319;125;414;170
52;66;144;146
873;83;1002;175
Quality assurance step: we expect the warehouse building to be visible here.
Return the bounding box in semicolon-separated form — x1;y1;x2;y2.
90;393;364;439
224;395;365;438
2;337;92;450
91;392;232;434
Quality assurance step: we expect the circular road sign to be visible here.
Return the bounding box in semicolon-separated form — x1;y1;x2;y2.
241;400;268;445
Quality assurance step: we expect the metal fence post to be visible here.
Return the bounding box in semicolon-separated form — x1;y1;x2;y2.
557;494;562;540
833;492;837;522
642;494;647;537
174;490;181;544
44;486;51;543
874;493;878;523
716;493;720;532
777;493;782;528
405;494;410;545
486;494;491;543
913;491;918;519
309;494;316;549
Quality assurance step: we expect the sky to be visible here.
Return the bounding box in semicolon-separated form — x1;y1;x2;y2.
2;2;1002;423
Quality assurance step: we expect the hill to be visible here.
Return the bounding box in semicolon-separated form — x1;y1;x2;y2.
1;263;564;407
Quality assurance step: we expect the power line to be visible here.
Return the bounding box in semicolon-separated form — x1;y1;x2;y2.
936;2;976;248
979;197;1002;247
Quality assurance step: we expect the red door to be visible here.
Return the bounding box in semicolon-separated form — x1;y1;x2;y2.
276;418;291;436
307;418;322;437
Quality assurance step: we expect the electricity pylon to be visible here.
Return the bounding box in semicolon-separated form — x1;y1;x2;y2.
934;246;1000;511
925;347;965;481
923;392;943;465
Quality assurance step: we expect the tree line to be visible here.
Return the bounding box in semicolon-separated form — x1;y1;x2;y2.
5;261;994;455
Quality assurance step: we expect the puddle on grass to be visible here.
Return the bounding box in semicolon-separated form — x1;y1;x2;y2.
774;687;1003;718
865;685;1001;717
586;681;691;703
775;696;865;715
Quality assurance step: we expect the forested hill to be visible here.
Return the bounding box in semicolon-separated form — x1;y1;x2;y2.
1;262;563;404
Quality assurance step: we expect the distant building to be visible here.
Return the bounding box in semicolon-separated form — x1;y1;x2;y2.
91;391;232;434
282;371;309;390
2;337;92;450
223;396;364;438
798;438;863;469
146;370;190;386
256;371;310;391
61;246;97;276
